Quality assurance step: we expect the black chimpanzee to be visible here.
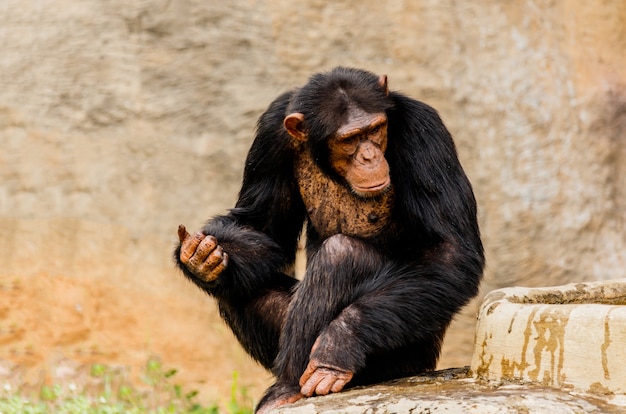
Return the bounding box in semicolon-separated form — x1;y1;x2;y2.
174;67;484;413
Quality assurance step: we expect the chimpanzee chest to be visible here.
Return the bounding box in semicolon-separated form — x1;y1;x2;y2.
295;152;394;240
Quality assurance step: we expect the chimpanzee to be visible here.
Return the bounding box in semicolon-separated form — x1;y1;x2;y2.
174;67;484;413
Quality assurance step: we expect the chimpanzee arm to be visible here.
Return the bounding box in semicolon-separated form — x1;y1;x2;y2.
175;216;297;369
174;91;306;369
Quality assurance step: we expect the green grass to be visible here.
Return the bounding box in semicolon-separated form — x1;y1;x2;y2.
0;359;253;414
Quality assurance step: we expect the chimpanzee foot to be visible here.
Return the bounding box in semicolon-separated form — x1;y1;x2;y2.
255;383;303;414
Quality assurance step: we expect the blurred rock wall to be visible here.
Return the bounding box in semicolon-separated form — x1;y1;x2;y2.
1;0;624;404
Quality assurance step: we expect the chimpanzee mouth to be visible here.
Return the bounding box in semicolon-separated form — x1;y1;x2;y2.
352;179;392;198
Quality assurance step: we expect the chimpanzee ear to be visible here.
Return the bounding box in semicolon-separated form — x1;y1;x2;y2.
284;113;307;142
378;75;389;96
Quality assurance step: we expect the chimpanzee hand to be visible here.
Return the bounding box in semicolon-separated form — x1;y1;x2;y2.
299;360;353;397
177;224;228;282
299;337;354;397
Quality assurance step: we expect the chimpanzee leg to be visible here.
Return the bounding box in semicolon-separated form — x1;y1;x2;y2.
256;234;384;412
302;243;473;392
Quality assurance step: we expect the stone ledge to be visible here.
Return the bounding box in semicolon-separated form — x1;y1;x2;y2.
276;368;624;413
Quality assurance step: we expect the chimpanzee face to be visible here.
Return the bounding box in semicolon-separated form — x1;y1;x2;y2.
284;106;390;198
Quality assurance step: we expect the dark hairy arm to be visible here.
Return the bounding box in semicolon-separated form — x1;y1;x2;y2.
173;92;306;369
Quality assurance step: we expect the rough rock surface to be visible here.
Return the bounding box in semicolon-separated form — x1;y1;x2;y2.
1;0;625;405
275;368;625;414
472;279;626;396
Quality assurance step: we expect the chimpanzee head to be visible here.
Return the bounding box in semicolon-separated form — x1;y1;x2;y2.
283;67;393;198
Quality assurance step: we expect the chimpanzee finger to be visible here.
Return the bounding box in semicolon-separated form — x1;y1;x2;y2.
196;235;219;259
314;373;335;395
179;232;206;264
212;252;228;276
330;376;349;393
188;235;218;268
299;361;317;388
198;246;226;278
205;245;224;268
177;224;190;243
299;371;320;397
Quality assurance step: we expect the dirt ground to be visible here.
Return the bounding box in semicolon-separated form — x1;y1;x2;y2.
0;272;273;406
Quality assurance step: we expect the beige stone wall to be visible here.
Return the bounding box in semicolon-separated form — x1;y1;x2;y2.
1;0;624;404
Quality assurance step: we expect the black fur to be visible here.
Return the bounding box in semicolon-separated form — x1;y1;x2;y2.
174;67;484;412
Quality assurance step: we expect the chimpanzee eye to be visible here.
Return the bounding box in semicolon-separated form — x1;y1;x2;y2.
369;127;384;145
340;136;358;154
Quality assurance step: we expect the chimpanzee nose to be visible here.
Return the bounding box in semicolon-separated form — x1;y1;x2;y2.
356;143;379;166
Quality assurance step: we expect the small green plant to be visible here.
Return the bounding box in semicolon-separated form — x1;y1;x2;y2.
226;372;252;414
0;358;254;414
